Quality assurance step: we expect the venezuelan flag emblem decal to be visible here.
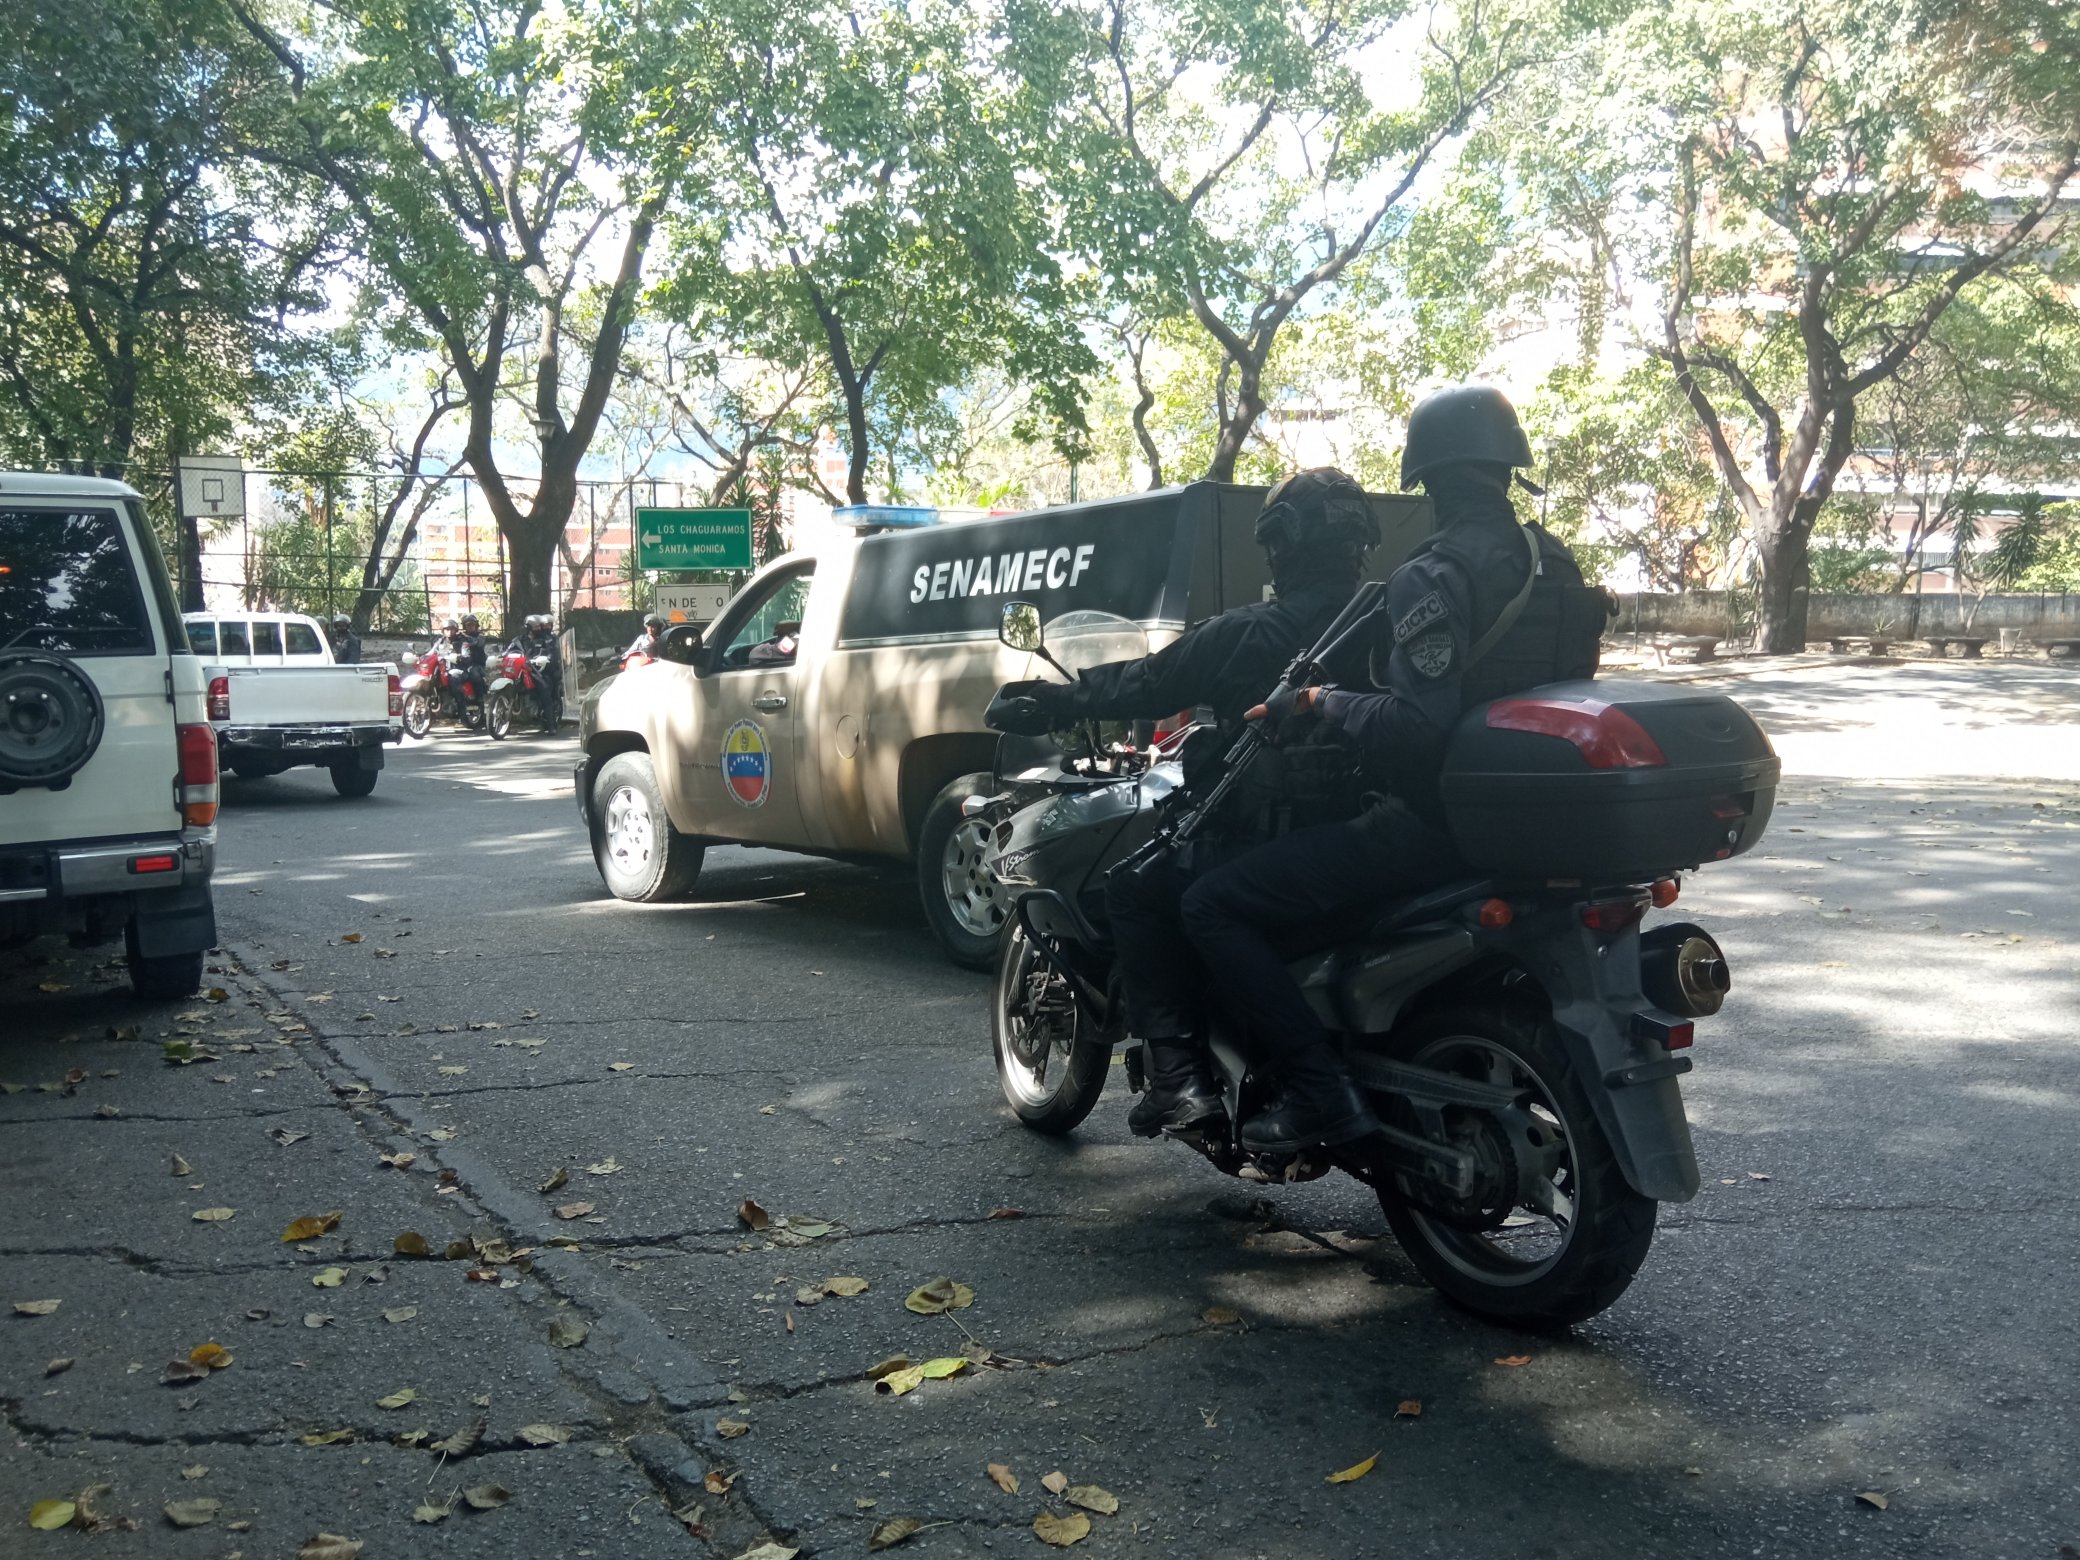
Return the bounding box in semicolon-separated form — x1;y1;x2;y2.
722;719;771;807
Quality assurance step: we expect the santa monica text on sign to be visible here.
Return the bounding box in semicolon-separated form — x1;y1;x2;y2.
633;507;755;571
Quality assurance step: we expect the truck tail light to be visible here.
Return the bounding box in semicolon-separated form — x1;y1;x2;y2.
176;723;219;826
129;853;179;874
207;676;229;721
387;673;403;717
1486;697;1667;769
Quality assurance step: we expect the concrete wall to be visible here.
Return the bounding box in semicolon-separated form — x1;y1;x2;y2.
1612;591;2080;642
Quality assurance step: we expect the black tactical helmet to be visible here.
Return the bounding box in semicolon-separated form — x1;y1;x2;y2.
332;615;351;630
1399;385;1534;490
1253;467;1379;564
461;613;480;631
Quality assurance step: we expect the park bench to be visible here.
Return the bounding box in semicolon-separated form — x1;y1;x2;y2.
1924;635;1990;658
2046;639;2080;660
1827;636;1894;656
1652;634;1722;665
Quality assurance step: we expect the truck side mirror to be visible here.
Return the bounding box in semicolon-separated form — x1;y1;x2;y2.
663;623;702;662
999;601;1043;653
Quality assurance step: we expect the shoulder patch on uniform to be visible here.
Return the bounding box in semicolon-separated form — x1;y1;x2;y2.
1393;590;1448;644
1407;626;1455;679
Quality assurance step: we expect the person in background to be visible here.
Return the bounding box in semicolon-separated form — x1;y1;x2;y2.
330;615;361;665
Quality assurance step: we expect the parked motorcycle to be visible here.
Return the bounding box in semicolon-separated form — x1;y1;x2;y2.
398;643;485;739
972;594;1778;1328
485;649;559;739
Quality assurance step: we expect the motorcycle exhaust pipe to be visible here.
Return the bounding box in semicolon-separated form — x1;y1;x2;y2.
1640;921;1730;1017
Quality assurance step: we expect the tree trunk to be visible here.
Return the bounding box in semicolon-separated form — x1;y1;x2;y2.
503;514;560;634
841;377;870;505
1201;358;1264;484
1751;511;1812;652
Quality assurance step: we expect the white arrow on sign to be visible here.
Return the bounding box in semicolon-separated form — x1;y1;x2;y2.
642;532;663;545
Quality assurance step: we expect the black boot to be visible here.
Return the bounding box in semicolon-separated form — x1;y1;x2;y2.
1240;1043;1379;1153
1128;1039;1227;1139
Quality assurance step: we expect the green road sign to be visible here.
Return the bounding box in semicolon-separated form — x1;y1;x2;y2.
633;507;754;571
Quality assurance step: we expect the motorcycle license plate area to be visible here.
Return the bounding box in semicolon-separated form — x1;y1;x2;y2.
1440;679;1780;882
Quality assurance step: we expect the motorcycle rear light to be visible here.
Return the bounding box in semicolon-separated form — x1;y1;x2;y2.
1651;877;1680;908
176;722;219;826
1477;897;1514;929
207;675;229;721
386;673;402;716
129;853;178;874
1632;1011;1695;1049
1486;697;1667;769
1579;899;1646;933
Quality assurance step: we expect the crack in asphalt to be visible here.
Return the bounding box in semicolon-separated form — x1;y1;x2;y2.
391;1066;796;1102
566;1208;1071;1256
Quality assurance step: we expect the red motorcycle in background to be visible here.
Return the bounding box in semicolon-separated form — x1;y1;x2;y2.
398;643;485;738
486;649;558;739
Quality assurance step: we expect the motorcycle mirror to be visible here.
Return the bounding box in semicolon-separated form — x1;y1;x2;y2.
999;600;1043;653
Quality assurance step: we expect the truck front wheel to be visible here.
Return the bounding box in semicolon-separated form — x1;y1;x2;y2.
592;752;704;902
919;770;1007;971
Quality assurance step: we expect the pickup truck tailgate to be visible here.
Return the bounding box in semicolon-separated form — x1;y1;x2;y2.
218;665;391;725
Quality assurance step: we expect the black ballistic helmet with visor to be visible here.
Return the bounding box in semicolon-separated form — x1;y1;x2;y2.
1399;384;1536;490
1252;466;1380;568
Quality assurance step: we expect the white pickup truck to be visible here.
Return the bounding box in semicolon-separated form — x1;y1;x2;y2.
184;611;401;797
576;482;1431;964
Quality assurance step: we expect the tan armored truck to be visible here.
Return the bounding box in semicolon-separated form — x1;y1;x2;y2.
574;482;1429;966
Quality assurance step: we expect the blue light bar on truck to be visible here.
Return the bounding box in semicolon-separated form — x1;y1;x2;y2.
832;504;939;531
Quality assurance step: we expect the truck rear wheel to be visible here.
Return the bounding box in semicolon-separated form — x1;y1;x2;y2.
918;771;1006;970
593;752;703;902
330;762;378;798
124;920;202;1001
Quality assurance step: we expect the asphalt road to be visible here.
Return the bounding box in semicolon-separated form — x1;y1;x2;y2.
5;659;2079;1559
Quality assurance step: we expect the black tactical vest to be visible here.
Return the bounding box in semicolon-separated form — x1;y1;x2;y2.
1407;520;1609;701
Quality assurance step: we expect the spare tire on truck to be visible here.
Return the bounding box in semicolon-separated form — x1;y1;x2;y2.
0;650;105;789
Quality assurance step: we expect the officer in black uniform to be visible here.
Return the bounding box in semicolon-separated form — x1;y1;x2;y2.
990;470;1379;1137
456;613;490;706
512;613;562;721
1179;386;1609;1153
330;615;362;665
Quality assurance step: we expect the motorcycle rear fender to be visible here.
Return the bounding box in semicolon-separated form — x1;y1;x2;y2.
399;673;429;694
1515;918;1700;1202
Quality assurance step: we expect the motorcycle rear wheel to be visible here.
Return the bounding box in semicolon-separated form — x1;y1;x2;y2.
992;921;1111;1135
1372;1002;1655;1330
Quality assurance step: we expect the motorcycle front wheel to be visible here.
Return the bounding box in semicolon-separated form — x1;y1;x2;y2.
486;691;512;740
401;691;432;740
991;921;1112;1136
1372;1002;1656;1330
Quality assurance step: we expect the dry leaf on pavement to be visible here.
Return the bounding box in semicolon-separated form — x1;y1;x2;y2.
297;1535;363;1559
1857;1492;1890;1510
987;1207;1023;1219
703;1469;737;1496
393;1231;431;1257
1493;1355;1533;1368
1033;1510;1091;1547
737;1198;771;1230
517;1424;571;1446
1066;1485;1118;1515
339;933;363;944
302;1313;334;1329
170;1154;192;1176
553;1201;595;1220
1200;1305;1241;1325
585;1157;623;1175
191;1207;236;1223
376;1388;418;1410
412;1504;450;1524
607;1061;634;1072
869;1516;924;1550
539;1166;569;1194
180;1464;207;1480
823;1276;869;1297
161;1357;211;1384
311;1266;349;1288
300;1428;354;1446
30;1500;76;1531
864;1354;911;1380
188;1342;233;1370
271;1128;310;1146
718;1419;751;1439
46;1357;73;1375
379;1152;416;1169
731;1545;797;1560
1326;1453;1379;1484
1396;1400;1422;1418
14;1299;60;1316
986;1462;1018;1494
875;1357;969;1398
462;1483;510;1510
430;1421;482;1457
1042;1471;1069;1495
383;1306;417;1324
903;1277;974;1314
164;1498;221;1528
548;1314;589;1349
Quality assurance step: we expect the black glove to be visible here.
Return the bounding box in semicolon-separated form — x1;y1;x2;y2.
985;679;1066;736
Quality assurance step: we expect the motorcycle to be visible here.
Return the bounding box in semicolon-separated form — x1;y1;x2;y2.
486;649;559;739
971;593;1777;1328
398;643;485;739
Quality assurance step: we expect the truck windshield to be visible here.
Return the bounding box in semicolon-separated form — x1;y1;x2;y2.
0;506;154;655
1041;610;1148;676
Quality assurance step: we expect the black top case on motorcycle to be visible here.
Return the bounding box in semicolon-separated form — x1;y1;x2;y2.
1439;679;1780;883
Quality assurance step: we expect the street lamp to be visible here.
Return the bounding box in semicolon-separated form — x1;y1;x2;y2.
531;412;558;442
